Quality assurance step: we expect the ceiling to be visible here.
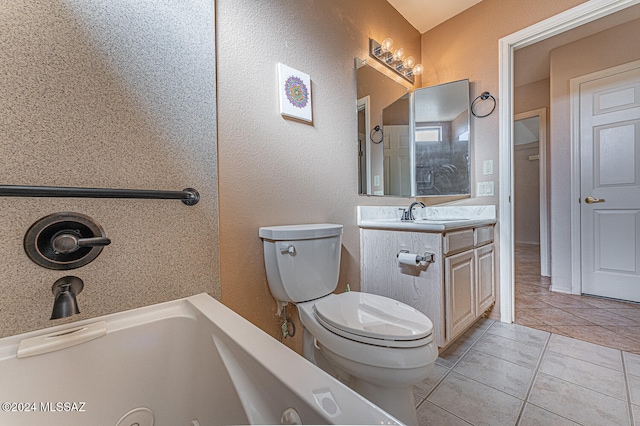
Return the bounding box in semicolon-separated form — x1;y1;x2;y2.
386;0;483;33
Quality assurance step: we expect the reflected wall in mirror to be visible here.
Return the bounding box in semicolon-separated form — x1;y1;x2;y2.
356;59;411;196
413;79;470;196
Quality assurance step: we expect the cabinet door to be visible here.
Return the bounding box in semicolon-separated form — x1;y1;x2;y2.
445;250;476;341
360;229;445;346
476;244;495;314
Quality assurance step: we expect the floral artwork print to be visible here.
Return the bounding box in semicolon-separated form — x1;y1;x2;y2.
284;76;309;109
278;63;312;122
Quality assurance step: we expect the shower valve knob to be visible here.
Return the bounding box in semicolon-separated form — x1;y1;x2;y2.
52;233;111;254
25;212;110;270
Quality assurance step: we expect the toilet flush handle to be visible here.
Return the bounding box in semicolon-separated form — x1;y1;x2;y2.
279;245;295;255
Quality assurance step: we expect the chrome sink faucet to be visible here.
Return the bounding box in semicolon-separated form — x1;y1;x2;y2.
401;201;426;221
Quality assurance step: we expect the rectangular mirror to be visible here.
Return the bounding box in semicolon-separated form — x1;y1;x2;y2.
356;59;470;197
412;79;470;196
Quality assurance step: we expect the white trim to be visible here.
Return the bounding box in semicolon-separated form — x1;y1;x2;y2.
498;0;640;323
570;76;582;295
357;95;372;194
514;108;549;277
569;59;640;295
409;92;417;197
498;34;515;323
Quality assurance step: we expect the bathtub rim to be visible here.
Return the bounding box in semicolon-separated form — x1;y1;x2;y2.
0;292;400;425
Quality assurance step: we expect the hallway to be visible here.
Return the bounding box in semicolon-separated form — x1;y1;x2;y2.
515;244;640;354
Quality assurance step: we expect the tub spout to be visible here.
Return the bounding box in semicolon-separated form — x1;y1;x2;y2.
51;276;84;320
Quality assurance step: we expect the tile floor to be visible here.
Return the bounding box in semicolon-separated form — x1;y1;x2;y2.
412;317;640;425
514;243;640;355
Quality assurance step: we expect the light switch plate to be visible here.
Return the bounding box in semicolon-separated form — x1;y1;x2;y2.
477;181;494;197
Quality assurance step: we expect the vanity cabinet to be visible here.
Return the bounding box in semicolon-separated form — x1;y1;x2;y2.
360;225;495;348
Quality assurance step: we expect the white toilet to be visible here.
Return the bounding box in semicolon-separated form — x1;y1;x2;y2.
259;223;438;425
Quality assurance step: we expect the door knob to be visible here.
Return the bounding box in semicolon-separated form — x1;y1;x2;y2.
585;196;606;204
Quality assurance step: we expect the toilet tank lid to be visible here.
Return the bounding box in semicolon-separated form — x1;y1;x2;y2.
259;223;343;240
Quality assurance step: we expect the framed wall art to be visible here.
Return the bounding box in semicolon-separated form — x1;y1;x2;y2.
277;63;312;123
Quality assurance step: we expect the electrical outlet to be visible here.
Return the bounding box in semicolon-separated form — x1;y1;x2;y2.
374;175;380;186
483;160;494;175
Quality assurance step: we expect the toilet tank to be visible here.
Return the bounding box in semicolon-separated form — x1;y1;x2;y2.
259;224;343;303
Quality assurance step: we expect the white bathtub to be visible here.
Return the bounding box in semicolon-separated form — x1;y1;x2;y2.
0;293;399;425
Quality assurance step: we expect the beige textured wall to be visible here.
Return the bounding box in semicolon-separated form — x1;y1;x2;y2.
420;0;587;318
216;0;421;350
421;0;585;204
216;0;600;347
0;1;219;338
548;17;640;292
515;79;550;116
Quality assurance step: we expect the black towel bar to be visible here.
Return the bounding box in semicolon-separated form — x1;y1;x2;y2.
0;185;199;206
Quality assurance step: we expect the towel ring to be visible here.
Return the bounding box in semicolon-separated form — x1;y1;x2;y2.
471;92;496;118
370;125;383;144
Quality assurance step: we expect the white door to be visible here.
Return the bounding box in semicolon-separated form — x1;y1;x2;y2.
383;125;411;196
580;65;640;302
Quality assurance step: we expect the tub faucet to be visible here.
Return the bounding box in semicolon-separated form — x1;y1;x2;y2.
50;276;84;320
401;201;426;221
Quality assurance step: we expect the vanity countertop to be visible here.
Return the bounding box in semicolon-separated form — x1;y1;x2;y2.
357;205;496;232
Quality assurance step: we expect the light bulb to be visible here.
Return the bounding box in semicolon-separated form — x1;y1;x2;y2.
412;64;424;76
381;38;394;53
403;56;416;69
393;48;405;62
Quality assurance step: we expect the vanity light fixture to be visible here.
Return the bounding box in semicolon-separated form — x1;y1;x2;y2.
369;38;423;84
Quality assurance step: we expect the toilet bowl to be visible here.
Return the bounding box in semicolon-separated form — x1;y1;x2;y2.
259;224;438;425
299;293;438;425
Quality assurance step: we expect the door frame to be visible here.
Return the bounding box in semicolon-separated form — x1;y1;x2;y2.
569;59;640;295
514;108;549;277
357;95;371;195
498;0;640;323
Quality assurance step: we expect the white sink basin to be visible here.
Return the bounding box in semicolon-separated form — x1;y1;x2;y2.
375;218;470;224
357;206;496;232
417;218;470;222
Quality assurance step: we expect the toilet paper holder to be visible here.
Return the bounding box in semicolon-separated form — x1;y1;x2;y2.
397;250;435;264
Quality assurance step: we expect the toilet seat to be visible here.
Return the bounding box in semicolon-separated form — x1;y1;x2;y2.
313;292;433;348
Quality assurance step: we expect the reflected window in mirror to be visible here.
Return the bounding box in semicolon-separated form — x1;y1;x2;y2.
416;126;442;142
